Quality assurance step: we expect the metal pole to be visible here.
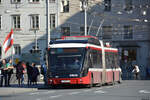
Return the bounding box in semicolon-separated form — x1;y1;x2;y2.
46;0;50;48
11;45;14;65
34;30;37;50
84;0;87;36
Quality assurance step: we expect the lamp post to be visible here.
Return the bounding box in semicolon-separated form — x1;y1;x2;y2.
46;0;50;49
81;0;88;36
34;29;38;50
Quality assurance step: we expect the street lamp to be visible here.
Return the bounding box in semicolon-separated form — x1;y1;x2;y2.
46;0;50;48
34;29;38;50
81;0;88;36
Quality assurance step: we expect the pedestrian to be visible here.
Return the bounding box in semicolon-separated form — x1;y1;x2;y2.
31;63;39;85
0;60;4;87
16;61;24;86
26;62;33;86
41;62;47;85
21;61;26;85
132;65;140;80
6;59;14;86
0;59;8;87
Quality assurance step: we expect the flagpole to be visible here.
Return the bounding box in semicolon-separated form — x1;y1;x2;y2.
11;45;14;65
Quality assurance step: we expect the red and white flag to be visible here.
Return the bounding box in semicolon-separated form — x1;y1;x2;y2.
3;29;14;53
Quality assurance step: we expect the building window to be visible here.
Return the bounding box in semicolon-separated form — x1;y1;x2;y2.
61;0;69;13
30;15;39;30
29;0;40;3
12;15;21;30
14;44;21;55
0;15;1;30
49;0;55;3
104;0;111;11
124;0;132;11
102;26;112;39
124;25;133;39
80;27;89;35
121;49;136;62
61;27;70;36
50;14;56;29
11;0;21;3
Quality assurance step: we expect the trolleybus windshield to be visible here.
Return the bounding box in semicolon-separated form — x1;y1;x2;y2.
49;48;85;72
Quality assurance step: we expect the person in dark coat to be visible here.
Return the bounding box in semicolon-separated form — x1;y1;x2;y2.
0;59;8;87
16;61;24;86
31;63;39;85
26;62;33;86
6;59;14;86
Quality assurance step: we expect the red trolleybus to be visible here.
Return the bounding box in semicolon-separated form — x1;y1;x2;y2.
47;36;122;87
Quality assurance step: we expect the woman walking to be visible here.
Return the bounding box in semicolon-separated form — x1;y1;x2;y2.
26;62;33;86
16;61;24;86
31;63;39;85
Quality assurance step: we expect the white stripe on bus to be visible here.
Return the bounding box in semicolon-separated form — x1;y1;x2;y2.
50;43;117;51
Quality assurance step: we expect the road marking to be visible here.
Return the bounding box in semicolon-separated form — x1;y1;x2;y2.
40;91;56;95
139;90;150;94
68;92;81;95
36;98;41;100
83;89;93;92
95;87;103;90
94;90;107;94
49;95;62;99
106;86;113;89
29;92;40;95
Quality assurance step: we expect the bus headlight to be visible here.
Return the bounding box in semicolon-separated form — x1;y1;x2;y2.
69;74;78;77
55;76;59;78
49;79;53;82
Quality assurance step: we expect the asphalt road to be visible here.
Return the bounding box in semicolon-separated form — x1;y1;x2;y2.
1;80;150;100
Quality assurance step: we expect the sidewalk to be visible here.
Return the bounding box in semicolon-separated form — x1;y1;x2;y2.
0;87;37;96
0;83;45;96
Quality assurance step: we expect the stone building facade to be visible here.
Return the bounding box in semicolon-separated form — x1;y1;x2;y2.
58;0;150;79
0;0;150;78
0;0;60;63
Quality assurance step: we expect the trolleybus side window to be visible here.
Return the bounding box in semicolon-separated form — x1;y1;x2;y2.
114;53;119;68
105;52;109;68
92;50;97;68
90;49;102;68
82;51;90;76
97;50;102;68
105;52;114;68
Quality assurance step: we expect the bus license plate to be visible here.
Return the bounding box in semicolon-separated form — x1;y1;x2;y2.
61;80;70;83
